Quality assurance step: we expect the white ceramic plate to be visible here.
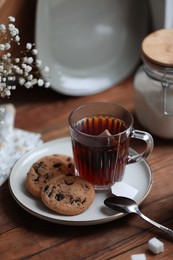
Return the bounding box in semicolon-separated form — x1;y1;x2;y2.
9;137;152;226
35;0;149;96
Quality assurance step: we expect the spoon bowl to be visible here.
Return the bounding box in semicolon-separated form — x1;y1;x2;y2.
104;196;173;237
104;196;139;214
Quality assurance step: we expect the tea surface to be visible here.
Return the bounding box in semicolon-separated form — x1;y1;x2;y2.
75;115;127;135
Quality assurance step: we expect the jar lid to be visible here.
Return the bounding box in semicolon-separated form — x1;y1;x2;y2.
141;28;173;69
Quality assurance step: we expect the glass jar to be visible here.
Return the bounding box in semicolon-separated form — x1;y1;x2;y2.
134;28;173;138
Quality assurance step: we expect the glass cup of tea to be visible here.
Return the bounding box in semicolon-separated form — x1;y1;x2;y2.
68;102;153;190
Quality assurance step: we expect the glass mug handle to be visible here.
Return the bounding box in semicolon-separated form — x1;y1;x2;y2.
127;129;154;164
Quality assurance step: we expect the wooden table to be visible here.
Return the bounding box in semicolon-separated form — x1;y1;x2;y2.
0;76;173;259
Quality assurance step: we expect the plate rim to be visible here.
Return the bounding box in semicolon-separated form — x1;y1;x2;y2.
9;136;153;226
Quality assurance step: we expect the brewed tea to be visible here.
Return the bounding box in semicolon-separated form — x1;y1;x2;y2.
71;115;129;188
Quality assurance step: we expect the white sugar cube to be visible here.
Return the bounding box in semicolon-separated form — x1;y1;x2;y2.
111;181;139;200
148;237;164;254
131;254;146;260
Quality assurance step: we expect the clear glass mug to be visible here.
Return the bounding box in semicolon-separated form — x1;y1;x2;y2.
68;102;154;190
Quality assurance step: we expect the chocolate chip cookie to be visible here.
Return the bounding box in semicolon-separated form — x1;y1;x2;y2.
41;174;95;216
26;154;74;197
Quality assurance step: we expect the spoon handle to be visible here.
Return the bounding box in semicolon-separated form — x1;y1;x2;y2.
137;211;173;237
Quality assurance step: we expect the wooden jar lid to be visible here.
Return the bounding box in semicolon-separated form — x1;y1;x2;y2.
141;28;173;68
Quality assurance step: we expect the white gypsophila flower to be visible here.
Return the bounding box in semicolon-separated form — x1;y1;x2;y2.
23;57;28;63
10;27;19;37
27;57;33;64
27;74;33;80
38;79;44;86
5;43;11;50
45;82;50;88
0;44;5;50
23;72;29;77
24;65;32;73
0;24;6;32
8;68;12;74
18;69;23;74
21;63;26;69
26;43;32;50
15;35;20;42
31;78;37;85
5;89;11;96
15;66;22;74
0;16;50;97
8;16;15;22
19;78;25;86
32;49;38;55
36;59;42;67
8;76;14;81
0;65;4;72
24;81;32;88
15;58;20;63
2;54;8;60
8;23;15;32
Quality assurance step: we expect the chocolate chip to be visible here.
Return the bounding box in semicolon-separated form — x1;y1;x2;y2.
34;162;44;174
55;193;65;201
67;162;73;168
42;185;52;197
48;191;52;197
74;200;81;205
70;195;82;205
53;162;62;168
44;173;49;179
82;198;86;204
83;184;90;191
43;185;49;192
70;198;77;204
33;176;40;182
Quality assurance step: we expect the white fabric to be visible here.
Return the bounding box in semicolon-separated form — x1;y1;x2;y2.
0;128;42;186
0;103;42;185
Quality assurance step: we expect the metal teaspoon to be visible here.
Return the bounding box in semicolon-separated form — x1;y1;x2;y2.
104;196;173;237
